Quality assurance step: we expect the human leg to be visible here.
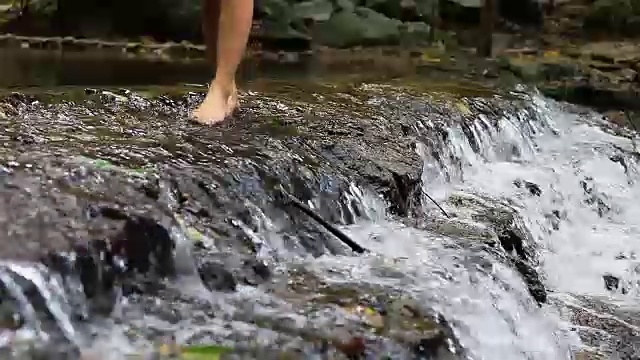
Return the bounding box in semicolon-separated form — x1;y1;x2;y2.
192;0;254;125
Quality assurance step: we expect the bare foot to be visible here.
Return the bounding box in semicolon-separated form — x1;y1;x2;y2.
191;81;231;125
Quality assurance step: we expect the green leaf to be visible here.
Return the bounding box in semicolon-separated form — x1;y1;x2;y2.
181;345;233;360
93;159;114;169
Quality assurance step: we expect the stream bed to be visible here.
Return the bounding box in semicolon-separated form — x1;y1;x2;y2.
0;49;638;359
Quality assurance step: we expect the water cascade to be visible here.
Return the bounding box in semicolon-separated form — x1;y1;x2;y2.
0;83;637;359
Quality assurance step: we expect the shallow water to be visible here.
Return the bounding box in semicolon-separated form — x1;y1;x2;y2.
0;47;425;88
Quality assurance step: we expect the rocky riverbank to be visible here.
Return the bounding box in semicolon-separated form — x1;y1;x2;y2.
499;41;640;126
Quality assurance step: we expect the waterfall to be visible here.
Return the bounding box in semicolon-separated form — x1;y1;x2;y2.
1;84;638;359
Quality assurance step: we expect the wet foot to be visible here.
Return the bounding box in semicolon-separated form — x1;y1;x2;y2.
192;81;236;125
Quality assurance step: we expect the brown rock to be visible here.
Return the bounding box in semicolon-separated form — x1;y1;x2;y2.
334;336;366;357
620;68;638;82
604;111;628;127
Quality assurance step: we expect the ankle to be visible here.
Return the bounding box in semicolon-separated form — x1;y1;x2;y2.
212;75;235;88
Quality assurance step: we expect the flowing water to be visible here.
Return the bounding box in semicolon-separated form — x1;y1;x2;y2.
0;50;639;359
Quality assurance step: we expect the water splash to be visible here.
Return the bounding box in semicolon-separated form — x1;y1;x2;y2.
459;95;640;301
0;261;86;358
312;222;578;360
410;89;640;357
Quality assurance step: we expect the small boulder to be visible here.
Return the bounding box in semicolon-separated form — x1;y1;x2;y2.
603;274;620;291
400;21;433;46
365;0;438;20
198;261;237;292
293;0;334;22
314;7;402;48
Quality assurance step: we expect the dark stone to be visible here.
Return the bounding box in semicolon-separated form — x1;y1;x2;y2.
441;0;544;28
412;333;448;358
580;177;612;217
110;215;175;277
388;171;421;217
603;274;620;291
513;179;542;196
513;258;547;304
198;261;237;292
366;0;439;21
540;80;640;113
242;258;272;286
609;154;629;175
498;229;527;260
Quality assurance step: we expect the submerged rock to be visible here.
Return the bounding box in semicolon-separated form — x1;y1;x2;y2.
442;192;548;304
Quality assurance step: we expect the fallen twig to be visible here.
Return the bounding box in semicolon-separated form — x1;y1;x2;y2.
421;188;451;218
276;186;368;254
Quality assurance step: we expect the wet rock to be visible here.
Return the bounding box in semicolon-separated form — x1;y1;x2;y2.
110;213;176;277
518;42;640;112
70;240;122;315
512;259;547;304
445;193;547;303
580;177;612;217
566;298;640;359
241;258;271;286
602;274;620;291
544;209;563;231
609;153;630;175
413;334;450;358
198;261;237;292
273;266;463;358
513;179;542;196
383;299;460;357
498;229;527;260
0;151;187;320
0;82;549;357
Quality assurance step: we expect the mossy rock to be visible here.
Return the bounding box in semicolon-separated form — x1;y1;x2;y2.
314;7;402;48
500;55;581;82
293;0;334;22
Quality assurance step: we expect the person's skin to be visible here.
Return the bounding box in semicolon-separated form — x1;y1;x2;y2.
192;0;254;125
